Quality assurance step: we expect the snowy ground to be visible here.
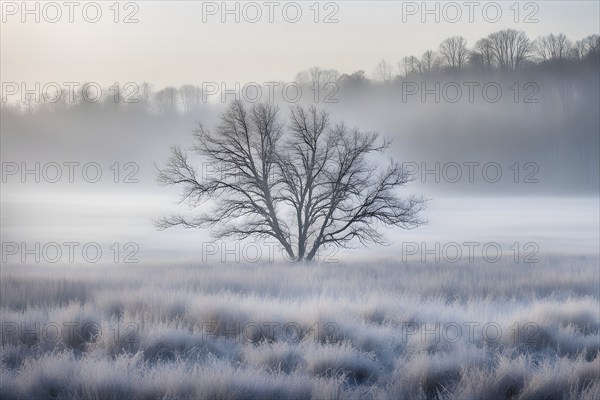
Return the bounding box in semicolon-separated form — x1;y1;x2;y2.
1;256;598;399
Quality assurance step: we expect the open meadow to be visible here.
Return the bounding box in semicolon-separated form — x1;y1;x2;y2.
1;255;598;399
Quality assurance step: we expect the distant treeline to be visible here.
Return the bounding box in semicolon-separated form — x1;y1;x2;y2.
1;30;598;116
2;31;598;194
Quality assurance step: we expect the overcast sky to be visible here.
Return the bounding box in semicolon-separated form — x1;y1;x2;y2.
2;1;599;88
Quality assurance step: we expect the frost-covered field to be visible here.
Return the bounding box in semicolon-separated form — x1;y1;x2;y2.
1;256;599;399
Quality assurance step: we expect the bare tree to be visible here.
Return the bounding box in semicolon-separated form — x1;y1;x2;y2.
73;82;98;106
534;33;572;62
487;29;532;70
156;100;425;262
308;66;322;85
53;88;71;110
154;87;179;115
572;34;600;61
350;70;367;82
399;56;422;76
374;59;394;83
338;70;368;88
23;93;36;114
138;82;153;112
398;58;410;78
179;85;202;113
420;50;438;73
474;38;494;71
572;40;588;62
439;36;468;70
320;69;341;85
296;67;340;87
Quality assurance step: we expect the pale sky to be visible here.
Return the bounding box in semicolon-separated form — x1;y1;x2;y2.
2;1;599;88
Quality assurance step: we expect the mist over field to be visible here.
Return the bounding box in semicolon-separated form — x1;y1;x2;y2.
1;1;599;399
2;70;599;262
